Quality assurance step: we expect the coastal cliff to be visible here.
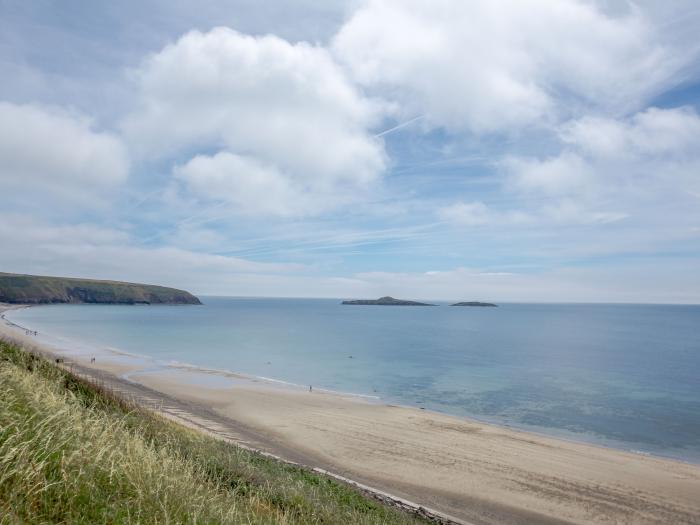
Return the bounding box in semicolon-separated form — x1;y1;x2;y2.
0;272;201;305
342;296;436;306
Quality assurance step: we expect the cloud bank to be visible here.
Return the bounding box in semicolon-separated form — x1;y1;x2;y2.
0;102;128;206
333;0;690;133
125;27;387;216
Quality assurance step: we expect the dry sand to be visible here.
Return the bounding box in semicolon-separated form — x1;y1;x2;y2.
2;304;699;525
136;372;700;525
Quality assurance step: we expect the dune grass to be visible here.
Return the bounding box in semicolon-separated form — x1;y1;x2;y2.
0;340;428;524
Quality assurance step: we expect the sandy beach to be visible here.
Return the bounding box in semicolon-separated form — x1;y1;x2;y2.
2;304;700;525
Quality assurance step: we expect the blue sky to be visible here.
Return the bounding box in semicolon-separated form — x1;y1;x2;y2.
1;0;699;302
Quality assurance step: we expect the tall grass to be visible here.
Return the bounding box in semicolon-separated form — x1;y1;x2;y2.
0;340;427;524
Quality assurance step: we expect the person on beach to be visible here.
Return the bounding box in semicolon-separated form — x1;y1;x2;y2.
309;385;312;393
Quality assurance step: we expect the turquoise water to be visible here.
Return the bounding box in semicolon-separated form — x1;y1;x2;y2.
8;298;700;462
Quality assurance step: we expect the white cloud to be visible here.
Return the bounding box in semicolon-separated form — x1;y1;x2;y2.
348;264;700;303
0;102;128;204
435;107;700;230
539;200;629;226
562;106;700;160
438;201;492;226
333;0;692;134
500;106;700;226
506;106;700;196
437;198;628;229
2;213;698;303
175;153;300;216
0;214;130;247
162;223;227;252
0;214;303;291
438;201;531;227
174;151;349;217
504;152;593;197
124;27;387;216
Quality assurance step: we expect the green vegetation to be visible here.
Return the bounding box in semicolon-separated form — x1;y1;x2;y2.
0;339;426;524
0;272;201;304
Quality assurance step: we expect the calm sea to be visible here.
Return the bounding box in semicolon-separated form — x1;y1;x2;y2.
8;298;700;462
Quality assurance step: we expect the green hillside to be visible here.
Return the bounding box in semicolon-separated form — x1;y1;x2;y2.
0;272;201;305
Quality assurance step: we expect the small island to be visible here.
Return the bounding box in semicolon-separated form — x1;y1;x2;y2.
342;296;436;306
0;272;202;305
451;301;498;307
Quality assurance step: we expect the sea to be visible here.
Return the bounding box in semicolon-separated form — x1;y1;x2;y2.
7;297;700;463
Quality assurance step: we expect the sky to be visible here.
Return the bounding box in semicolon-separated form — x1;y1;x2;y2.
1;0;700;303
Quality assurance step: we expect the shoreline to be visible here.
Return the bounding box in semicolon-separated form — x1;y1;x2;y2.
3;304;383;402
4;303;700;462
4;303;697;466
129;359;700;466
2;304;700;524
4;303;700;465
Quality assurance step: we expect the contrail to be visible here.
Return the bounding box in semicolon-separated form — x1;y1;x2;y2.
125;188;164;211
374;115;425;138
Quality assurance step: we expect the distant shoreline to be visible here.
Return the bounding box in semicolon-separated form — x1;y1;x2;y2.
0;272;201;305
2;302;700;524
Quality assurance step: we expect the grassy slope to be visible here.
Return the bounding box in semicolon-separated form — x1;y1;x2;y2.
0;340;427;525
0;272;201;304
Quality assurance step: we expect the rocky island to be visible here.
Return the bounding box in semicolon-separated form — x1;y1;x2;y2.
0;272;202;305
451;301;498;307
342;296;436;306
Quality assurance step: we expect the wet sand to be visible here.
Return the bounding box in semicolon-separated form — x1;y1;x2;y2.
2;304;700;525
